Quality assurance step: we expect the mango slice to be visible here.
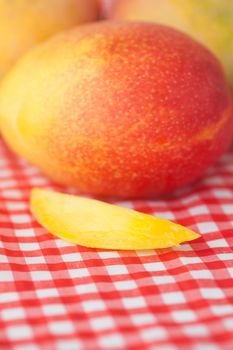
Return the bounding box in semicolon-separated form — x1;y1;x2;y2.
30;188;200;250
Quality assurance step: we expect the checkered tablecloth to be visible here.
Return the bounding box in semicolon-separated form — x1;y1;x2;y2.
0;138;233;350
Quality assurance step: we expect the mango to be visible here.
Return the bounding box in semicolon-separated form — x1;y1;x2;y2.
0;0;99;79
110;0;233;90
0;22;232;198
30;188;200;250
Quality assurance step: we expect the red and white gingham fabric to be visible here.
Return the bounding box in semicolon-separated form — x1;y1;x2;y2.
0;137;233;350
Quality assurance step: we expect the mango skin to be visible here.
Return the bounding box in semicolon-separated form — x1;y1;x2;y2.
0;21;233;198
0;0;99;79
110;0;233;90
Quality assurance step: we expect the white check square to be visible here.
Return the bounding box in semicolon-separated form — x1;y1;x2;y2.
106;265;128;275
144;262;165;271
14;228;35;237
57;340;82;350
19;242;40;251
183;324;208;336
208;239;229;248
217;253;233;261
68;268;89;278
62;252;82;262
82;299;106;312
132;313;155;325
24;256;46;264
99;333;125;348
190;270;213;279
43;304;66;316
49;321;74;335
36;288;59;298
211;304;233;316
222;204;233;214
152;276;175;284
114;280;137;291
2;307;25;320
30;270;52;281
172;310;196;322
197;222;218;234
7;325;32;340
91;316;114;331
75;283;97;295
122;296;146;309
189;205;209;215
162;292;185;305
201;288;224;299
0;271;14;282
224;317;233;330
10;214;31;224
141;327;166;341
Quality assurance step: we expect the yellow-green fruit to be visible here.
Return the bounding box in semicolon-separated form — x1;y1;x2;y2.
111;0;233;89
0;0;99;79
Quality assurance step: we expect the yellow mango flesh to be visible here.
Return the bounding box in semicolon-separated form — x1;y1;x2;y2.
30;188;200;250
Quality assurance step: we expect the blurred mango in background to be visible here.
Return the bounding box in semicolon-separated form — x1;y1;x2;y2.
108;0;233;90
0;0;99;79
